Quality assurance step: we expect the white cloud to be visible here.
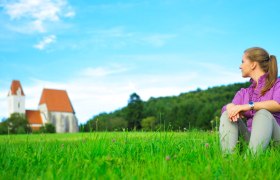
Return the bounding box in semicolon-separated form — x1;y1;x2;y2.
34;35;56;50
81;64;130;77
64;11;75;18
197;62;244;85
5;0;59;21
85;27;176;49
2;0;75;33
0;89;8;120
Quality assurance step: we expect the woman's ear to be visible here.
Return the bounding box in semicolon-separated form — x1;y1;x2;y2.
251;61;257;70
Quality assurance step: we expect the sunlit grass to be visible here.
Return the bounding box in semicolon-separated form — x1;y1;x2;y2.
1;131;280;179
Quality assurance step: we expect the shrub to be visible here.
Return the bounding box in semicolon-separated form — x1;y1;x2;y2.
40;123;56;133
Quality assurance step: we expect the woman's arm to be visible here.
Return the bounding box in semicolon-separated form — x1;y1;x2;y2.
226;103;243;122
253;100;280;112
227;100;280;122
225;88;252;121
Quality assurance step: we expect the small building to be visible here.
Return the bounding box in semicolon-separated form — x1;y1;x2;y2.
39;88;79;133
7;80;25;115
25;110;44;131
7;80;79;133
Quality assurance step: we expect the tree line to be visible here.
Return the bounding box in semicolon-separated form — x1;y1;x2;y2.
0;81;249;134
80;82;250;132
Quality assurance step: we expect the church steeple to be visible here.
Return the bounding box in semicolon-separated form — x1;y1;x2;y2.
7;80;26;116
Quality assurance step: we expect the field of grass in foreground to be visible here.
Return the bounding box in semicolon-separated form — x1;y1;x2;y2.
1;131;280;179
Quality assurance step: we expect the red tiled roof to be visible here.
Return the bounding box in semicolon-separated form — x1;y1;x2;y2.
9;80;25;96
39;89;74;113
26;110;43;124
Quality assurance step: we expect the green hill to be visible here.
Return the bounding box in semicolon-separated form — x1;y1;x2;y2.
82;82;250;131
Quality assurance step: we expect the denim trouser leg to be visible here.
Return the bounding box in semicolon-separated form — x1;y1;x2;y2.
249;109;280;153
220;109;280;154
219;111;238;153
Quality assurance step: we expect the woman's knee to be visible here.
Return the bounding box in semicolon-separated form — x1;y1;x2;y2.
254;109;274;121
219;111;234;127
220;111;229;122
252;109;274;128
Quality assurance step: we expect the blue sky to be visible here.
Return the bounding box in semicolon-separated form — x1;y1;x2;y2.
1;0;280;124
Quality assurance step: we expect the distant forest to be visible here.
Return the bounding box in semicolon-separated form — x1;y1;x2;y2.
80;81;250;132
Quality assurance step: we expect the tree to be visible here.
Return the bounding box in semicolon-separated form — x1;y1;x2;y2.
40;123;56;133
0;120;8;134
6;113;31;134
84;112;128;131
79;123;89;132
108;117;128;131
126;93;144;130
141;116;156;131
83;82;250;131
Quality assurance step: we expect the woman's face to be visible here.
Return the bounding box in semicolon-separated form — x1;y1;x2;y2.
240;53;254;78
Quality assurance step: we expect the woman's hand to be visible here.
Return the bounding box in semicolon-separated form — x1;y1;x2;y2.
226;103;250;122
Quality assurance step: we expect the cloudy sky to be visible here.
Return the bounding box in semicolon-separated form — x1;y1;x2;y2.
1;0;280;124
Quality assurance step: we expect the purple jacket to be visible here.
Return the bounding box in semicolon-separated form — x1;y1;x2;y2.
222;74;280;131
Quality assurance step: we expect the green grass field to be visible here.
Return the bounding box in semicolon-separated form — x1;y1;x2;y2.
1;131;280;179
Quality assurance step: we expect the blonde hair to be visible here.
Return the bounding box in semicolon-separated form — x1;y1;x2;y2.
244;47;278;96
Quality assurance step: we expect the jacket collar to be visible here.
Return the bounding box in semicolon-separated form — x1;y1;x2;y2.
249;73;268;90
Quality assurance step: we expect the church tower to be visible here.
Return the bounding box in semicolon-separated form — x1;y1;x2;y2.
7;80;26;116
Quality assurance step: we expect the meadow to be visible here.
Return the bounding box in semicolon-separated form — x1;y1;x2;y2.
1;131;280;179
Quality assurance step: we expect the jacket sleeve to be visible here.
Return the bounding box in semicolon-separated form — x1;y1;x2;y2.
221;88;246;114
272;79;280;104
232;88;246;105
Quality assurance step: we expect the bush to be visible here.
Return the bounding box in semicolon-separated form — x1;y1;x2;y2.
141;116;157;131
40;123;56;133
0;121;8;134
5;113;31;134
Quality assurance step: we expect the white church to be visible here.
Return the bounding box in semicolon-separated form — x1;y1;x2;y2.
7;80;79;133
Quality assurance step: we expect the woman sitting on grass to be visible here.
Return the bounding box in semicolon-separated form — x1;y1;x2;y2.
219;47;280;154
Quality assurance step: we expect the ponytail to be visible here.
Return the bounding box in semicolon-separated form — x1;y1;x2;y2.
244;47;278;96
261;55;278;95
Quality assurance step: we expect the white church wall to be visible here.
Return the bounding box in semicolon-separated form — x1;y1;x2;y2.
69;116;79;133
50;112;79;133
7;94;25;116
39;104;49;124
